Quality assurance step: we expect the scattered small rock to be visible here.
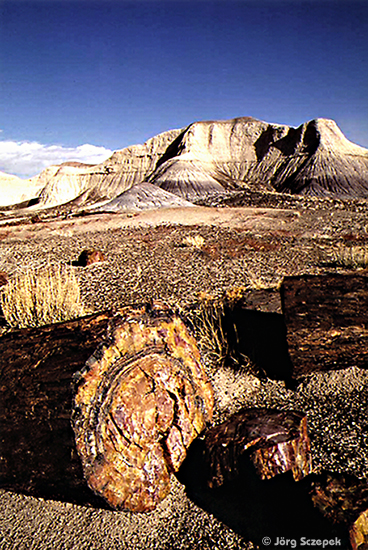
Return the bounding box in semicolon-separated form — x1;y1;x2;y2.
75;249;106;267
0;272;8;287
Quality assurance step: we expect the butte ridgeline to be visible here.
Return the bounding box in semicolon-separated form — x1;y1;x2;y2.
1;116;368;212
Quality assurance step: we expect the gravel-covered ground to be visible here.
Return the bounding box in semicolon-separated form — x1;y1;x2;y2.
1;196;368;312
1;197;368;549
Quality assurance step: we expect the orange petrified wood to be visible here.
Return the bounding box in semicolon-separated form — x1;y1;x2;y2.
72;303;214;512
0;304;213;511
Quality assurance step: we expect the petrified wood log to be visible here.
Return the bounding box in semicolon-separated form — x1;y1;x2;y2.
74;248;106;267
0;311;112;505
72;303;214;512
205;408;312;489
0;304;213;511
282;274;368;377
221;304;293;381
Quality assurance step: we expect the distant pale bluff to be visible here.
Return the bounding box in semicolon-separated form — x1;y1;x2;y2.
1;117;368;209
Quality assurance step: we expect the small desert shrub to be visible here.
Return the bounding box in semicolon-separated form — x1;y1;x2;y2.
333;244;368;269
0;264;85;328
181;235;205;249
186;299;228;366
246;271;284;291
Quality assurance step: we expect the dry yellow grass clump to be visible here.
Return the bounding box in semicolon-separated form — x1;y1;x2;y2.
186;297;228;367
0;264;85;328
181;235;205;249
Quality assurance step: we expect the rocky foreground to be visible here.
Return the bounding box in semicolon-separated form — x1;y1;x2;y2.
1;190;368;548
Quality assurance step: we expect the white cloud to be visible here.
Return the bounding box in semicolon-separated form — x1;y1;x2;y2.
0;140;113;178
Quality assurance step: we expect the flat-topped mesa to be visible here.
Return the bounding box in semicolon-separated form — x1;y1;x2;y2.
310;118;368;156
171;117;272;162
173;117;367;162
273;119;368;197
150;117;368;200
147;117;281;199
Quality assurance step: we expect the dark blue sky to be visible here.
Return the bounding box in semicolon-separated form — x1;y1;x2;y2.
0;0;367;176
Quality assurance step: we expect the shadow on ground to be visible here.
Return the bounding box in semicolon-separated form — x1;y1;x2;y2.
223;306;296;386
177;439;349;548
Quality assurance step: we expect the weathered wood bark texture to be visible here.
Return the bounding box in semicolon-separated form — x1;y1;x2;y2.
204;408;312;489
72;303;214;512
281;274;368;377
0;311;112;506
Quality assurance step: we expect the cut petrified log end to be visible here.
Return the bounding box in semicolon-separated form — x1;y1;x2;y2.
205;408;312;489
72;302;214;512
350;509;368;550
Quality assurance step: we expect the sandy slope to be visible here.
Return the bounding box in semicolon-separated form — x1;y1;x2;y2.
0;171;44;207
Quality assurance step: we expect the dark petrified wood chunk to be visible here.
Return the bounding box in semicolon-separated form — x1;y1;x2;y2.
0;311;112;504
205;408;312;488
310;472;368;550
310;472;368;525
0;271;8;287
72;303;214;512
281;274;368;377
75;248;106;267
